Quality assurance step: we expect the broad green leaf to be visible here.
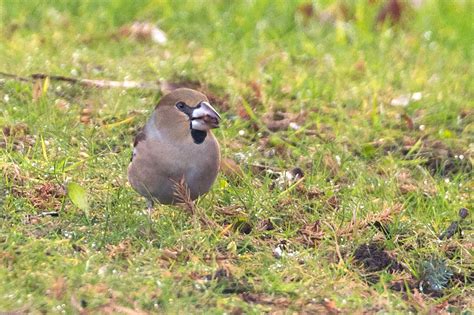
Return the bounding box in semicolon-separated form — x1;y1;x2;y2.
67;182;89;211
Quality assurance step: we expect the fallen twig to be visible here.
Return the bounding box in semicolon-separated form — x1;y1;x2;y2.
0;71;31;82
23;211;60;224
0;71;160;90
38;211;60;217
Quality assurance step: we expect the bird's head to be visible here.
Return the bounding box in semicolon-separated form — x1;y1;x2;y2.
154;88;221;143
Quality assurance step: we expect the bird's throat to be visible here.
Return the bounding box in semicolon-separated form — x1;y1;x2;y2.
191;129;207;144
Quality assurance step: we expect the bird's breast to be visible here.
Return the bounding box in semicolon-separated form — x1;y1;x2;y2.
129;132;220;202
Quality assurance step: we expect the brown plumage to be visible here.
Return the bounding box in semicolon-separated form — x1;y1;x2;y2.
128;88;221;207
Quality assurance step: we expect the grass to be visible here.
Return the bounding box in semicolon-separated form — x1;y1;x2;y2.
0;0;473;313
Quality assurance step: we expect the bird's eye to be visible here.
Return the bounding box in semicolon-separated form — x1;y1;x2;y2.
176;102;186;110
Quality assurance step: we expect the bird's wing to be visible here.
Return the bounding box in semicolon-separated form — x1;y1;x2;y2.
131;129;146;161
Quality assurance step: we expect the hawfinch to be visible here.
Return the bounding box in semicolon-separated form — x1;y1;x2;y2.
128;88;221;208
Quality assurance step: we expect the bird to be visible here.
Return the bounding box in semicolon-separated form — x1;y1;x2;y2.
128;88;221;209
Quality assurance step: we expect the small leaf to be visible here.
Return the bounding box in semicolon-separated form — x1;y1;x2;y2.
227;241;237;253
67;182;89;212
42;76;50;96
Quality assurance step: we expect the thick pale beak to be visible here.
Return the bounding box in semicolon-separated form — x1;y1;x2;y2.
191;101;221;130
